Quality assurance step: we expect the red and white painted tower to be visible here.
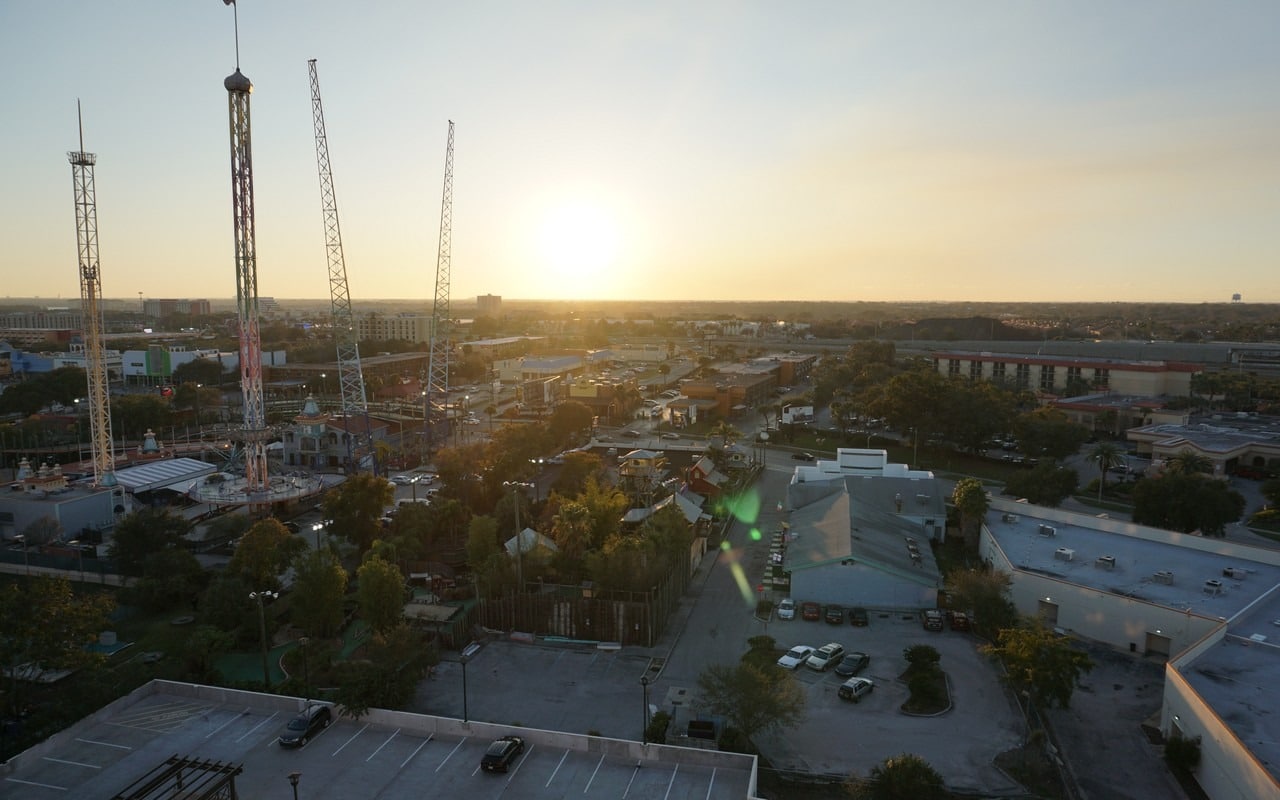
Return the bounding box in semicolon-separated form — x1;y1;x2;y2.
224;1;269;498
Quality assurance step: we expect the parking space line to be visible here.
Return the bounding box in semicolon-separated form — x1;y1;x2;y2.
205;707;250;739
400;734;432;768
662;763;679;799
42;756;100;769
545;749;569;787
506;744;532;780
583;753;605;793
435;738;466;772
704;767;717;800
237;712;277;743
75;737;131;750
5;777;68;791
366;728;399;761
621;761;641;797
331;722;369;756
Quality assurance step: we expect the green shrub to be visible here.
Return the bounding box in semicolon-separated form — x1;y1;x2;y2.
1165;733;1202;774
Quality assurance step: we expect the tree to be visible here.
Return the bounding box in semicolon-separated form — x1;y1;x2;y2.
0;577;115;715
1012;407;1089;460
695;661;806;747
331;624;436;718
984;622;1094;709
708;420;742;447
291;550;349;639
109;508;192;578
951;477;989;551
172;357;228;387
126;548;206;611
183;625;233;682
1088;442;1124;500
1164;449;1213;476
944;568;1018;639
550;500;593;566
1003;461;1078;507
550;451;605;497
548;401;594;447
322;473;394;554
357;555;406;635
859;753;947;800
1132;472;1245;536
228;518;306;591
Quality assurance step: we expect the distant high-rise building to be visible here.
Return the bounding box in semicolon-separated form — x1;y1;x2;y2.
356;313;434;344
476;294;502;319
142;299;212;318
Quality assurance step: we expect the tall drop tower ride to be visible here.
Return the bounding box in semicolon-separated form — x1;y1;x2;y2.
68;103;117;488
224;2;270;499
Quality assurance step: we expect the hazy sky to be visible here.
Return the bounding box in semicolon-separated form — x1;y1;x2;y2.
4;2;1279;305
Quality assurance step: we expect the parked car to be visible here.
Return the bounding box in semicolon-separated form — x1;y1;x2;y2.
921;609;944;631
805;642;846;671
838;677;875;703
777;598;796;620
662;432;681;440
791;452;816;462
800;601;821;621
277;703;332;747
776;645;815;670
824;605;844;625
948;611;971;632
849;607;869;627
834;652;870;677
480;735;525;773
391;474;413;485
622;430;642;438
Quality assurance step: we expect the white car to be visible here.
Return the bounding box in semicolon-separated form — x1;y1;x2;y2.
777;598;796;620
391;474;413;485
805;642;846;671
776;645;815;670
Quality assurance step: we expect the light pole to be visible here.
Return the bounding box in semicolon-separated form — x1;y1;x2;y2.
288;771;300;800
68;539;85;583
194;383;203;430
298;637;310;699
911;427;918;467
14;534;28;576
640;675;651;744
310;521;325;550
460;642;480;723
250;590;278;688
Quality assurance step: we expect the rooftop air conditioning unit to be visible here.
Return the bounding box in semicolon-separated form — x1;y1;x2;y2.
1002;513;1020;523
1038;524;1057;537
1224;567;1248;580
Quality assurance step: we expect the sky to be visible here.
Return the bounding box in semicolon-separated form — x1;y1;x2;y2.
3;1;1279;305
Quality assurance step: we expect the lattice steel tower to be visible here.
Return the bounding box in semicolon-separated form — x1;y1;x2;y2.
224;5;269;498
68;103;117;488
424;121;455;456
308;58;372;472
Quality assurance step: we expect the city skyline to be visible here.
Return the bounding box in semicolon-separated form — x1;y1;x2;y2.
3;2;1279;304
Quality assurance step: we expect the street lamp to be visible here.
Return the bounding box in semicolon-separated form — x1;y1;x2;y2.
68;539;85;583
310;521;325;550
287;771;300;800
249;590;279;688
911;427;918;467
460;642;480;723
194;383;203;429
298;637;310;699
640;676;651;744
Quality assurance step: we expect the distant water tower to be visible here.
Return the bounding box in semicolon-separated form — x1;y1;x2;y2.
1232;293;1242;303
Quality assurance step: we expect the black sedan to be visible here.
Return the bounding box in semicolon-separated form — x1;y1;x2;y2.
277;704;332;748
834;651;870;677
791;452;816;461
481;735;525;773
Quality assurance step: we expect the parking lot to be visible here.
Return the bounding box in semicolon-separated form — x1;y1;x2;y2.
2;683;754;800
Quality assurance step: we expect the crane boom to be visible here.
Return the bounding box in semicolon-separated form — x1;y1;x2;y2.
424;121;455;458
308;58;373;472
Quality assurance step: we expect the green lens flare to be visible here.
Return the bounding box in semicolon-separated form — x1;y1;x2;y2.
724;488;762;526
728;560;753;604
749;528;761;541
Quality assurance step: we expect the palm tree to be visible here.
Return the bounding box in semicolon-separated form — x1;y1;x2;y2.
952;477;989;551
1164;449;1213;476
1088;442;1124;500
709;420;741;447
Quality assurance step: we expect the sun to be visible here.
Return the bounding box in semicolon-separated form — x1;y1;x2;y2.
536;203;621;287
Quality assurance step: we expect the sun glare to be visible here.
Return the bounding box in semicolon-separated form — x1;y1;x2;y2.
536;203;621;290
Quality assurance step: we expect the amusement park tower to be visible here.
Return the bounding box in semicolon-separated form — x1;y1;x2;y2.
223;1;270;499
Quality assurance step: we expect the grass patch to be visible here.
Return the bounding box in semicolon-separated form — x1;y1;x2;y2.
994;738;1068;799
